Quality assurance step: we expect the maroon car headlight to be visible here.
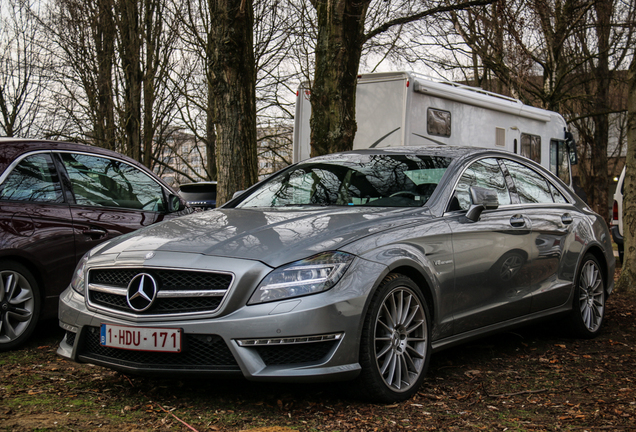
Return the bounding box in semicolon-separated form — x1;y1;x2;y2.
70;253;90;296
249;251;354;305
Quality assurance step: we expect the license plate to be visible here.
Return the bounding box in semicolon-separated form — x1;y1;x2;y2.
100;324;181;353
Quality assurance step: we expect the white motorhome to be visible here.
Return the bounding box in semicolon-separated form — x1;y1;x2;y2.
293;71;577;187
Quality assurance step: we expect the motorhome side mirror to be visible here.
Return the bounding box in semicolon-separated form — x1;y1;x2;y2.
167;194;184;212
565;131;578;166
466;186;499;222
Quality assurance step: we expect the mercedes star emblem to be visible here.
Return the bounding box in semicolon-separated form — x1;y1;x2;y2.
126;273;158;312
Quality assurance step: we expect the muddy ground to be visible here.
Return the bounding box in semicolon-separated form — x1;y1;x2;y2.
1;272;634;431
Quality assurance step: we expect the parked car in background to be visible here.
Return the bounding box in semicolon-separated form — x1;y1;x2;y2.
611;166;625;264
178;181;217;210
58;146;614;402
0;138;191;350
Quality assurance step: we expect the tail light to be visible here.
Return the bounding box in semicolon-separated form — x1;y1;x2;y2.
612;200;619;222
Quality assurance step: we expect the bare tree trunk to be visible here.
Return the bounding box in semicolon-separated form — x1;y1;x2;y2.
587;0;612;223
309;0;370;157
209;0;258;205
94;0;116;150
206;82;217;181
116;0;142;162
616;57;636;295
206;26;217;181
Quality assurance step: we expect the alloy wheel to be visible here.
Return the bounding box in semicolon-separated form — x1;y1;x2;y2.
373;286;427;393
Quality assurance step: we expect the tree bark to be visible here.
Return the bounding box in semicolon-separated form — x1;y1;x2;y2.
209;0;258;205
616;56;636;295
587;0;612;223
116;0;142;162
94;0;116;150
309;0;371;157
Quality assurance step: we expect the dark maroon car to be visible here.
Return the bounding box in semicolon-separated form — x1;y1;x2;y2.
0;138;190;350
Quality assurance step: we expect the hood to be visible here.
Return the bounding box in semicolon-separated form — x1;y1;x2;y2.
97;206;432;268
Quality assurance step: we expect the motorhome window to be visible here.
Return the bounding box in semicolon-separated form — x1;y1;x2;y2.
496;128;506;147
427;108;451;137
520;133;541;163
550;140;570;185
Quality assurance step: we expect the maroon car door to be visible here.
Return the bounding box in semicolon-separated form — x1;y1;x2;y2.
56;152;169;260
0;152;75;317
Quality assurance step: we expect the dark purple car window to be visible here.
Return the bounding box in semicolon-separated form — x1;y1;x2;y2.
0;153;64;203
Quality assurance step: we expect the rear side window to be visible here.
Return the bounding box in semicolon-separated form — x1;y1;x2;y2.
0;153;64;203
453;158;511;211
503;160;554;204
60;153;165;211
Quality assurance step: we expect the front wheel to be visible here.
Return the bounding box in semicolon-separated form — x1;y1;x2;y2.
0;261;41;351
568;254;605;338
356;274;431;402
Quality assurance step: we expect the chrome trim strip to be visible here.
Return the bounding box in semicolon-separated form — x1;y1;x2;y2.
157;290;227;298
236;333;343;347
88;284;127;296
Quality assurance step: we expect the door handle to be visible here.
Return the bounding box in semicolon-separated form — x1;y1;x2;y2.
510;214;525;227
83;227;108;239
561;213;573;225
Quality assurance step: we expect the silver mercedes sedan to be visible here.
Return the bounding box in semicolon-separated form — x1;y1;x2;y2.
57;147;614;402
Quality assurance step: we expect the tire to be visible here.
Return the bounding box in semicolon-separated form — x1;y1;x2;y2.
355;274;431;403
0;261;41;351
568;254;605;338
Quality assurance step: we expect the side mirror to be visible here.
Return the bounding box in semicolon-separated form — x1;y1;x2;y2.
565;131;578;166
167;194;184;212
466;186;499;222
232;190;245;200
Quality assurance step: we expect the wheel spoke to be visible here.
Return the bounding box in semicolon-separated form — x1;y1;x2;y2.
384;352;397;382
406;319;423;335
376;342;392;359
381;302;396;328
9;289;33;305
395;291;404;325
403;303;420;329
2;314;17;340
8;309;32;322
405;344;424;360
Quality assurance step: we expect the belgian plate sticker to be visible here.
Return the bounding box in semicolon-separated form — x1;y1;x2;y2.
100;324;181;353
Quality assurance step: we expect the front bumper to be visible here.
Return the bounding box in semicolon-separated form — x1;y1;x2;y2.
57;255;387;383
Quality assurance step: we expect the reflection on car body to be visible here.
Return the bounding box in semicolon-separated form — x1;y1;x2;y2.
57;146;615;402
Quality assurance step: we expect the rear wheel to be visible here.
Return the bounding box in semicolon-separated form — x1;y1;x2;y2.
356;274;431;402
568;254;605;338
0;261;41;351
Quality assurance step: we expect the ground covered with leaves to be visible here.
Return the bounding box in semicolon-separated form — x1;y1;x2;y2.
1;276;635;431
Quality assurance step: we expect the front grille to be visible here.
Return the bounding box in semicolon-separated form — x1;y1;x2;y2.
78;326;240;371
90;268;232;290
87;268;233;316
254;341;337;366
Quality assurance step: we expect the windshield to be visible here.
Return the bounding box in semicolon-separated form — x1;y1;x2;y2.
237;154;452;208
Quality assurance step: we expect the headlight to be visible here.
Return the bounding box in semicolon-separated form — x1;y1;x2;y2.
70;253;90;296
249;251;354;304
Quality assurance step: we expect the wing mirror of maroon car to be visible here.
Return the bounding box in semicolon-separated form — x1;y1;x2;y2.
466;186;499;222
168;193;186;212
